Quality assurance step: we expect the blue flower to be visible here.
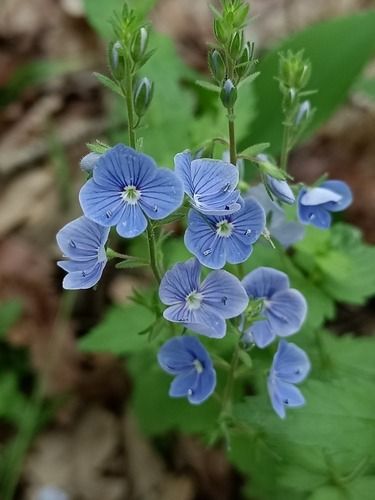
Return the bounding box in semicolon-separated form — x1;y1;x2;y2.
80;152;101;173
265;175;295;205
79;144;184;238
157;336;216;404
159;258;248;338
268;340;310;418
56;216;109;290
248;184;304;248
297;180;352;229
174;150;241;215
241;267;307;348
184;198;265;269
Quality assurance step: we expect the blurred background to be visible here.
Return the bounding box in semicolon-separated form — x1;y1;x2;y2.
0;0;375;499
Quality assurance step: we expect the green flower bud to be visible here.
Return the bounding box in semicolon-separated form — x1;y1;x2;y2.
229;31;244;60
220;79;237;108
109;41;125;80
208;49;226;83
236;41;254;78
213;18;228;44
279;51;311;90
133;77;154;117
131;26;149;62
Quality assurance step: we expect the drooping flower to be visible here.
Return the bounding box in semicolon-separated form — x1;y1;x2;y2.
241;267;307;348
184;198;265;269
268;340;310;418
79;144;184;238
56;216;109;290
297;180;352;229
265;175;295;205
247;184;304;248
159;258;248;338
174;150;241;215
80;151;101;173
157;336;216;404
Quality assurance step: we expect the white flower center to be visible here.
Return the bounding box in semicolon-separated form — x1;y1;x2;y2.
122;185;141;204
186;290;203;310
193;359;204;374
216;220;233;237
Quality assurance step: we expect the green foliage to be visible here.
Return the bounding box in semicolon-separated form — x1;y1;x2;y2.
0;373;28;426
0;300;22;339
79;301;158;355
240;11;375;154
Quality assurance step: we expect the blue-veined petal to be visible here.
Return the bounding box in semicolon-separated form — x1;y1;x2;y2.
139;167;184;220
200;270;248;318
298;200;332;228
272;340;311;383
230;197;265;245
62;261;105;290
300;187;341;206
271;378;305;408
188;368;216;404
116;203;147;238
157;337;195;375
190;158;239;197
174;150;194;197
242;267;289;299
79;179;125;226
267;377;286;419
266;289;307;337
159;258;201;305
247;319;275;348
169;370;198;397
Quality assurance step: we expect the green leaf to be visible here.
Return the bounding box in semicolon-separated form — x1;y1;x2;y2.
115;257;149;269
195;80;221;93
0;300;23;339
128;352;219;436
0;373;28;425
79;303;156;355
240;11;375;155
93;72;123;97
239;142;270;157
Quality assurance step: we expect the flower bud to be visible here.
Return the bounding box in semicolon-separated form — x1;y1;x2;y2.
131;26;149;62
236;41;254;78
279;51;311;91
208;49;226;83
109;41;125;80
229;31;244;60
133;77;154;117
295;100;311;126
213;18;228;44
80;152;101;173
220;79;237;108
266;175;295;205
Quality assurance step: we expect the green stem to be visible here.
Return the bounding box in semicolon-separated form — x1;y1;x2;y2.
228;108;237;165
280;121;291;171
124;66;136;149
221;341;241;416
147;224;161;284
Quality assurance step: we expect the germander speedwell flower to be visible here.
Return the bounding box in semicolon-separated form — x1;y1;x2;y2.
159;258;248;338
297;180;352;229
56;216;109;290
241;267;307;348
174;150;241;215
158;336;216;404
268;340;310;418
185;198;265;269
79;144;184;238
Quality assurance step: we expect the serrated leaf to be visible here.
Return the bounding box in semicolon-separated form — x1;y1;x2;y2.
79;303;156;355
94;72;123;97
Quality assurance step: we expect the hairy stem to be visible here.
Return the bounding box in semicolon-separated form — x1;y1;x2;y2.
147;224;161;284
228;108;237;166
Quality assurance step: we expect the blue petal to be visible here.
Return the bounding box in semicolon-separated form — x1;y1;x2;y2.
159;258;201;305
184;210;226;269
224;236;253;265
157;337;195;375
169;370;198;397
242;267;289;300
266;289;307;337
93;144;156;191
196;190;241;215
298;196;332;229
300;187;341;206
174;150;194;197
266;176;295;205
79;179;125;226
247;320;275;348
56;216;109;261
62;262;105;290
188;368;216;404
267;376;286;418
231;197;265;244
163;305;227;338
321;180;352;212
272;340;311;383
116;203;147;238
190;159;239;197
271;378;305;408
139;167;184;220
57;258;98;272
270;219;305;248
200;270;248;318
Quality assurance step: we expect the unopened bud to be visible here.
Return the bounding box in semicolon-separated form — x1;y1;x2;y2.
109;41;125;80
131;26;149;61
133;77;153;117
220;79;237;108
213;18;228;44
295;100;311;126
229;31;244;60
80;152;101;173
208;49;226;82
